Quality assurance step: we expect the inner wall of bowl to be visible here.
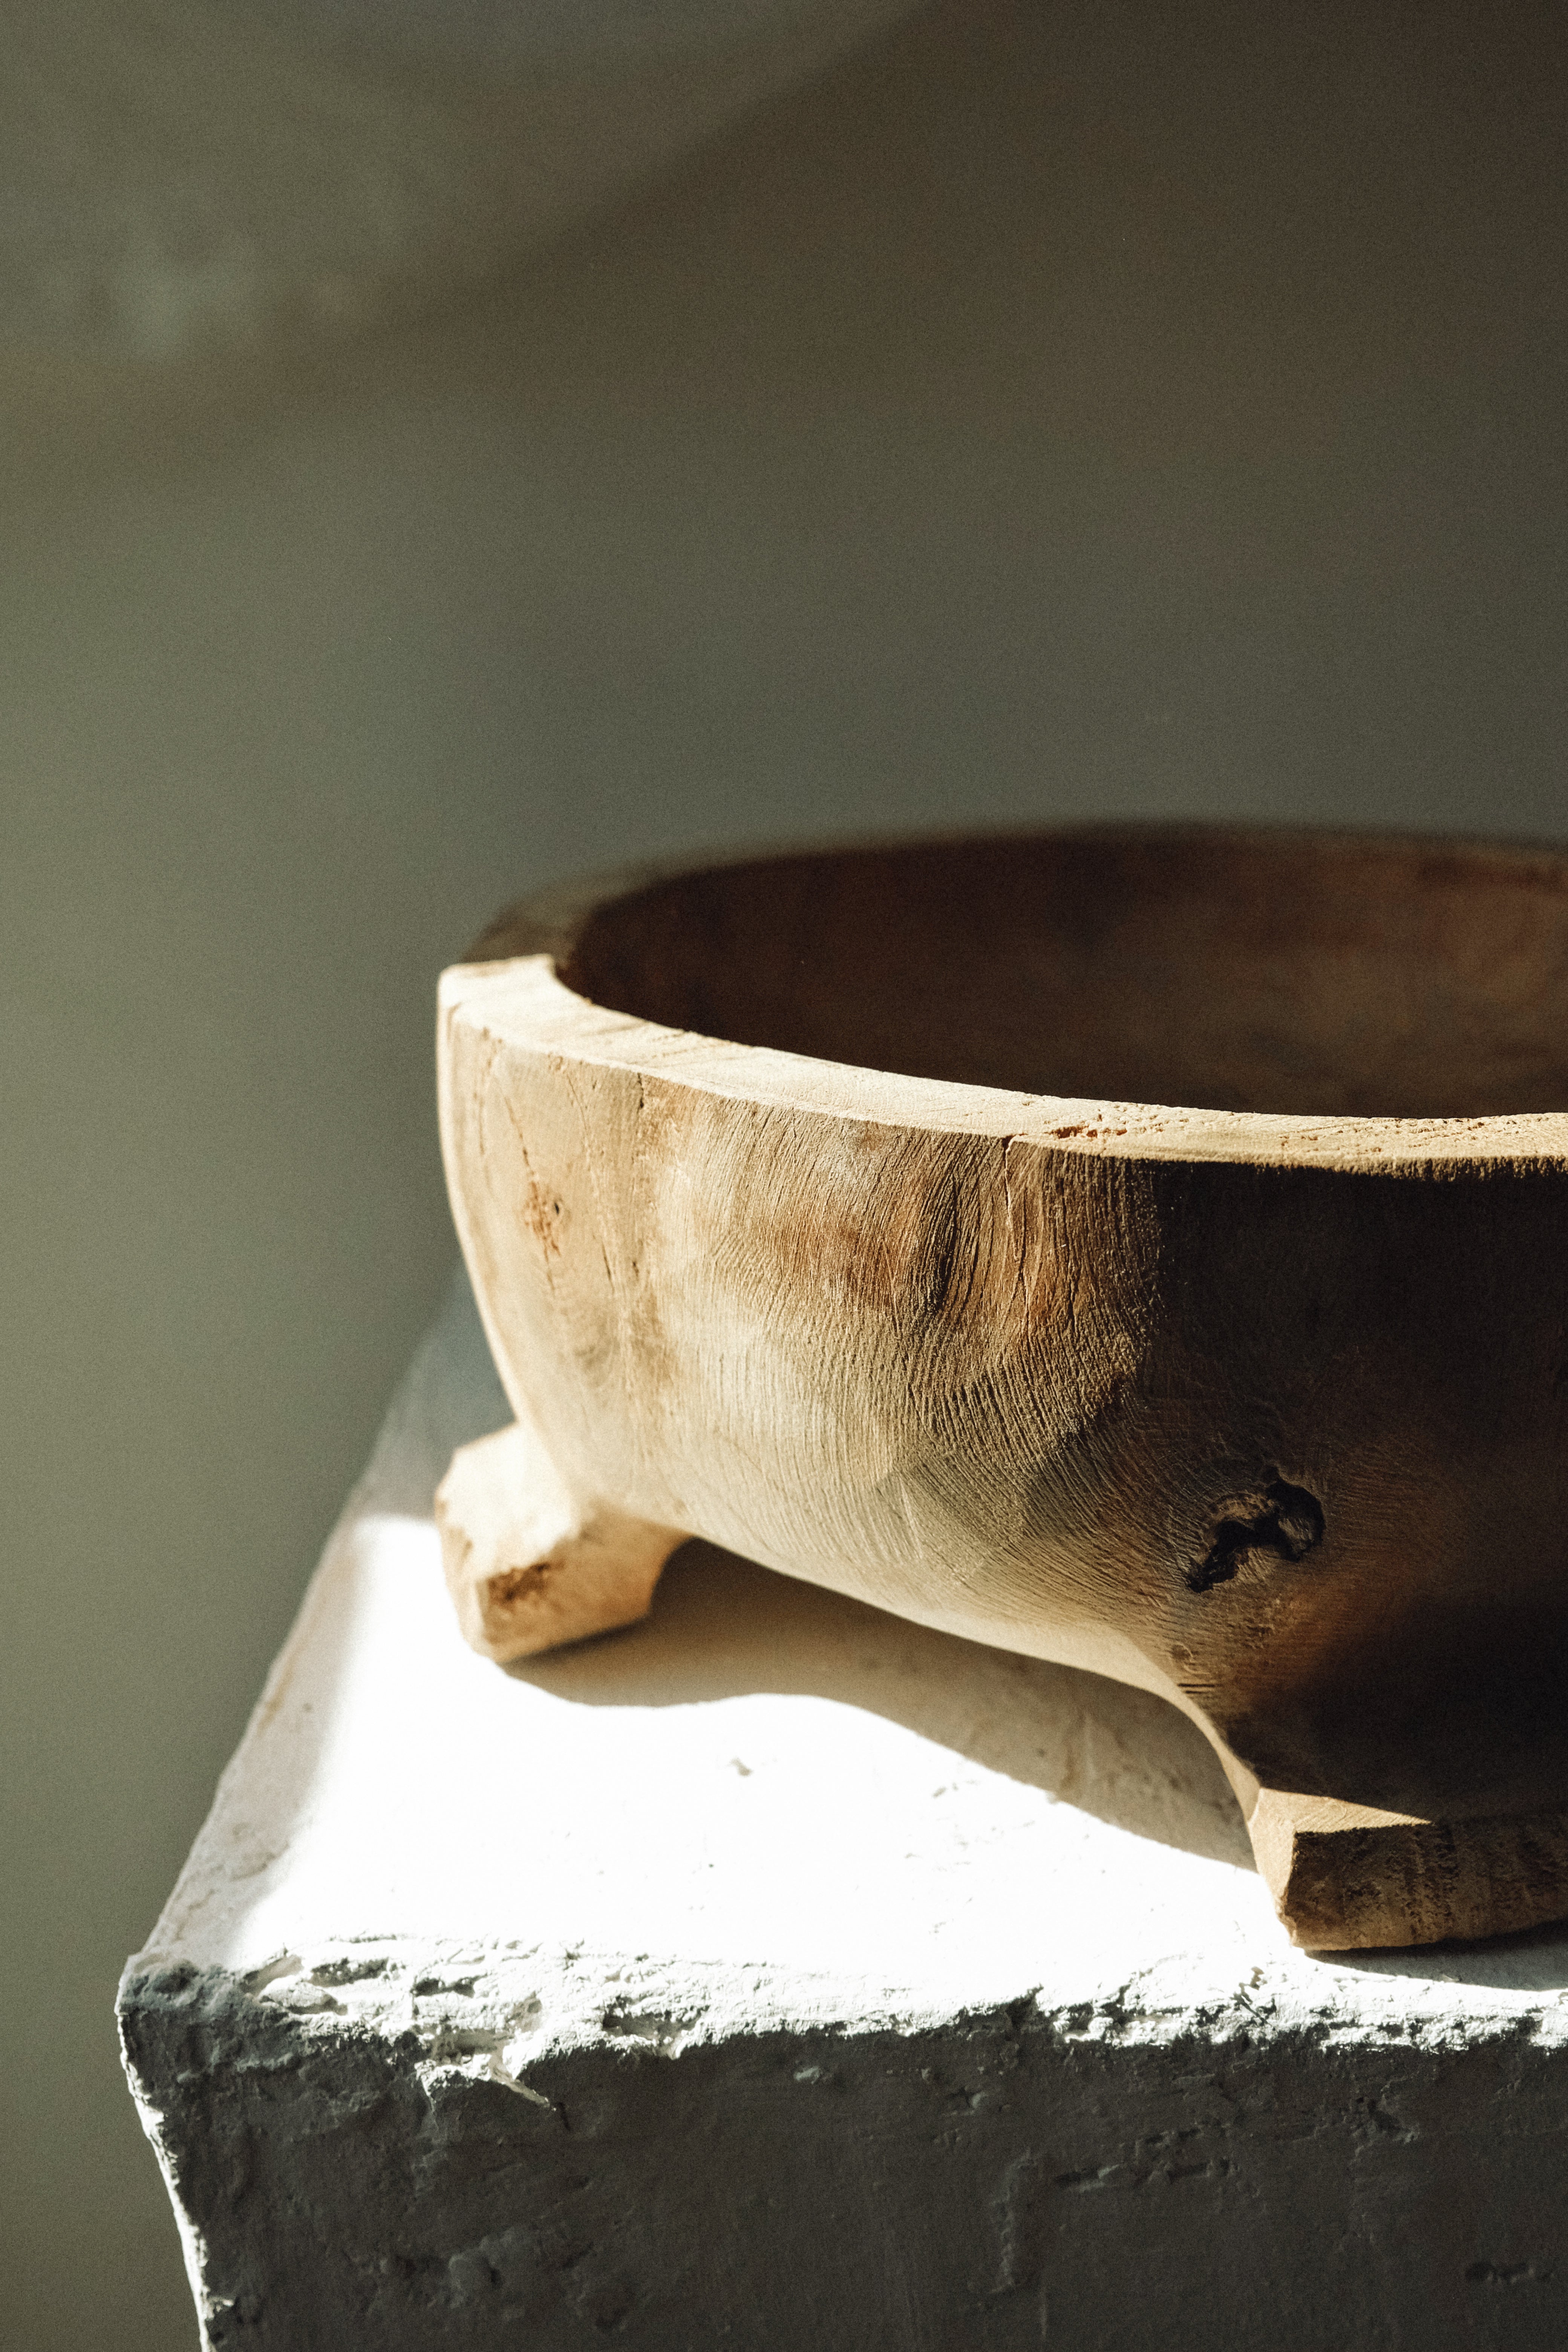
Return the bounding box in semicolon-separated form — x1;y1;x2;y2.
560;829;1568;1116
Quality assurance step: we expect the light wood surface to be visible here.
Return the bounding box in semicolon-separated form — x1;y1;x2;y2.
436;825;1568;1951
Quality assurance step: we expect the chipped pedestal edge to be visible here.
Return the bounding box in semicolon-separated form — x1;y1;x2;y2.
119;1271;1568;2351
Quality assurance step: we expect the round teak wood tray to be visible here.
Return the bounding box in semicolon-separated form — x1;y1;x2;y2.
436;824;1568;1952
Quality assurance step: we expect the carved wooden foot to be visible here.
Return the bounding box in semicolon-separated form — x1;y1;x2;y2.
435;1420;686;1666
1246;1785;1568;1952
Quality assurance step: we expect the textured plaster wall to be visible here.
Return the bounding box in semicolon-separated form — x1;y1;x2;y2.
3;1;1567;2345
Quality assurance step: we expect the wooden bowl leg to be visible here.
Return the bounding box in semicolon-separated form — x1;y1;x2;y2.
1245;1785;1568;1951
435;1420;684;1666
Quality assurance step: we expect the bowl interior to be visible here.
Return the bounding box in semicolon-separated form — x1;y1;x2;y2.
560;828;1568;1118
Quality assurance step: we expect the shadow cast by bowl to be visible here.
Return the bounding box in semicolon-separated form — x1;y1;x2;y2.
1311;1919;1568;1994
507;1538;1256;1871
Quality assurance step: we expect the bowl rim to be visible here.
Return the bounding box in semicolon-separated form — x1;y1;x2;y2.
438;820;1568;1175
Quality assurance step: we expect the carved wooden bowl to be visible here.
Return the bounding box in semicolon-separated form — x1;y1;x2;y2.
437;825;1568;1952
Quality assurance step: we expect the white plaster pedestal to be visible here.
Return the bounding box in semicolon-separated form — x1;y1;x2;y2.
120;1274;1568;2350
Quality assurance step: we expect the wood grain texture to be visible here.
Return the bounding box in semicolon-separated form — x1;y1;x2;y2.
437;825;1568;1951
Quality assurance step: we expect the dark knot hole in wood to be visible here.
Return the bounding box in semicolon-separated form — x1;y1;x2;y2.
488;1562;559;1608
1188;1478;1325;1595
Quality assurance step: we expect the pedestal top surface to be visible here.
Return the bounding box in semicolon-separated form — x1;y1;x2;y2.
136;1271;1568;2073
